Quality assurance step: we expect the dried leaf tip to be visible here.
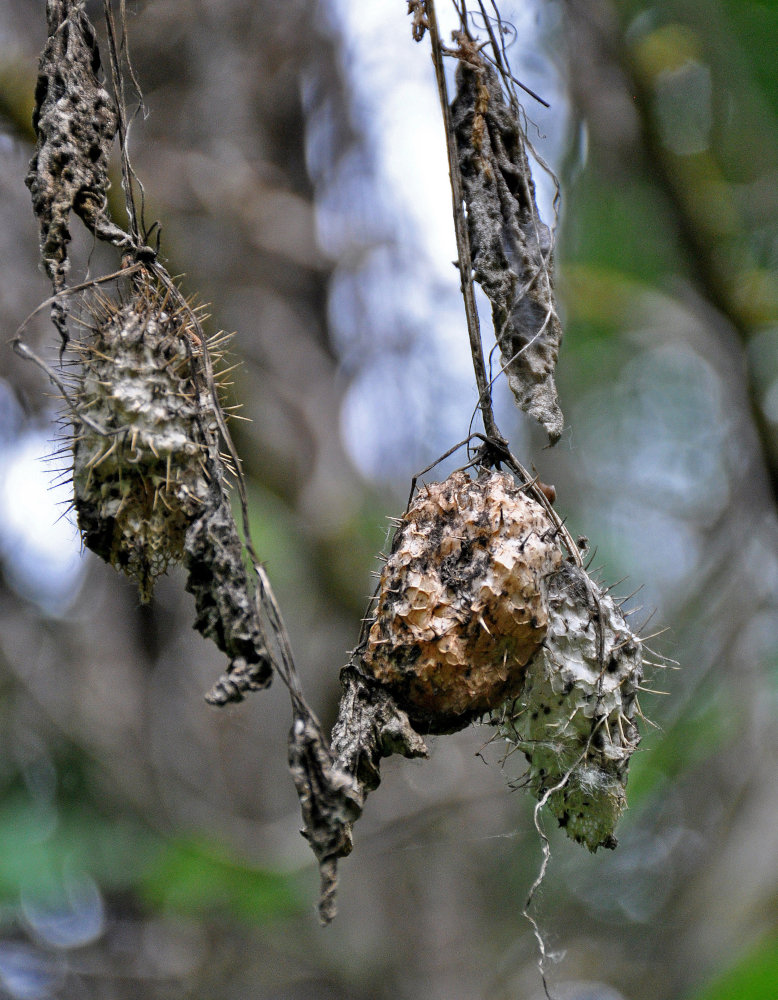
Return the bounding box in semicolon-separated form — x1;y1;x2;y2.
407;1;429;42
26;0;134;344
451;47;564;443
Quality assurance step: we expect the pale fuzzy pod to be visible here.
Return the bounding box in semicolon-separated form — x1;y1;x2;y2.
71;276;217;601
363;470;563;732
499;563;644;851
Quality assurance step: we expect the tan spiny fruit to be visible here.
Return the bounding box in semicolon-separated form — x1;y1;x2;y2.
69;272;223;601
363;470;563;733
363;468;646;850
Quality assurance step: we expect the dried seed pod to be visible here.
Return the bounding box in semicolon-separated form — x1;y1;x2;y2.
71;276;216;599
68;270;272;690
363;471;564;733
498;564;644;851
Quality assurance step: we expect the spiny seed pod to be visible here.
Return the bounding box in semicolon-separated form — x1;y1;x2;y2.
497;564;644;851
64;270;272;697
362;468;646;849
363;470;564;733
69;272;221;601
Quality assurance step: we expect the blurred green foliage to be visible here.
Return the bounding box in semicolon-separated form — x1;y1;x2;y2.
623;686;735;808
139;839;302;921
687;935;778;1000
0;795;154;899
0;748;300;925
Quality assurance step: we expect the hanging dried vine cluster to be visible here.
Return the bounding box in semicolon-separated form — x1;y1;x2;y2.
18;0;279;704
451;33;564;442
17;0;667;938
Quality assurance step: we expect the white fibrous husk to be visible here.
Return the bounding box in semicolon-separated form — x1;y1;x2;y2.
68;271;272;696
71;278;216;600
363;470;563;733
497;564;644;851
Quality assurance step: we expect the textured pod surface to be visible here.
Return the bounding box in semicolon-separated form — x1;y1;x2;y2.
69;272;272;692
72;279;215;600
363;471;563;732
499;563;644;850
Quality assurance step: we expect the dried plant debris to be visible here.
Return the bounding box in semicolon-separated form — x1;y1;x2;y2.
363;471;563;733
407;0;429;41
496;563;644;851
26;0;135;342
331;665;429;788
66;270;271;695
293;664;428;924
19;0;656;932
187;492;274;706
451;41;564;443
295;471;578;922
355;470;644;851
23;3;271;699
288;711;362;926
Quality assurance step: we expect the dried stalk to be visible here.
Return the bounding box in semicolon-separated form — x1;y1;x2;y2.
426;0;504;445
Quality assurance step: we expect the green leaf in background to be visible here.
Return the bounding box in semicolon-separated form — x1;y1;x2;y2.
140;837;303;922
0;790;301;926
687;935;778;1000
719;0;778;121
623;684;735;808
0;795;157;899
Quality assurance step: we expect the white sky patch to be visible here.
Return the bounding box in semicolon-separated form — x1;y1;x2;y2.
0;430;85;615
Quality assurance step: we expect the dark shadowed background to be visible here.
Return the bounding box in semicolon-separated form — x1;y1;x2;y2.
0;1;777;998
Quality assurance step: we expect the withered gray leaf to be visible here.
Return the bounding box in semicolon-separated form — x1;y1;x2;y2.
291;663;427;923
185;483;274;702
26;0;132;341
288;711;361;924
452;56;564;443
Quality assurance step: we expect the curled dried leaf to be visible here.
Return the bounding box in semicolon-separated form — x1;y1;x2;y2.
451;48;563;443
291;665;427;924
26;0;133;341
187;488;274;701
407;0;429;42
288;712;362;925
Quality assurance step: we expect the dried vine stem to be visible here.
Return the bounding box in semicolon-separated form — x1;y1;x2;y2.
17;1;661;941
425;0;503;445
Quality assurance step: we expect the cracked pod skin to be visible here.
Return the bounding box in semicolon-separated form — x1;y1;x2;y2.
363;471;563;733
